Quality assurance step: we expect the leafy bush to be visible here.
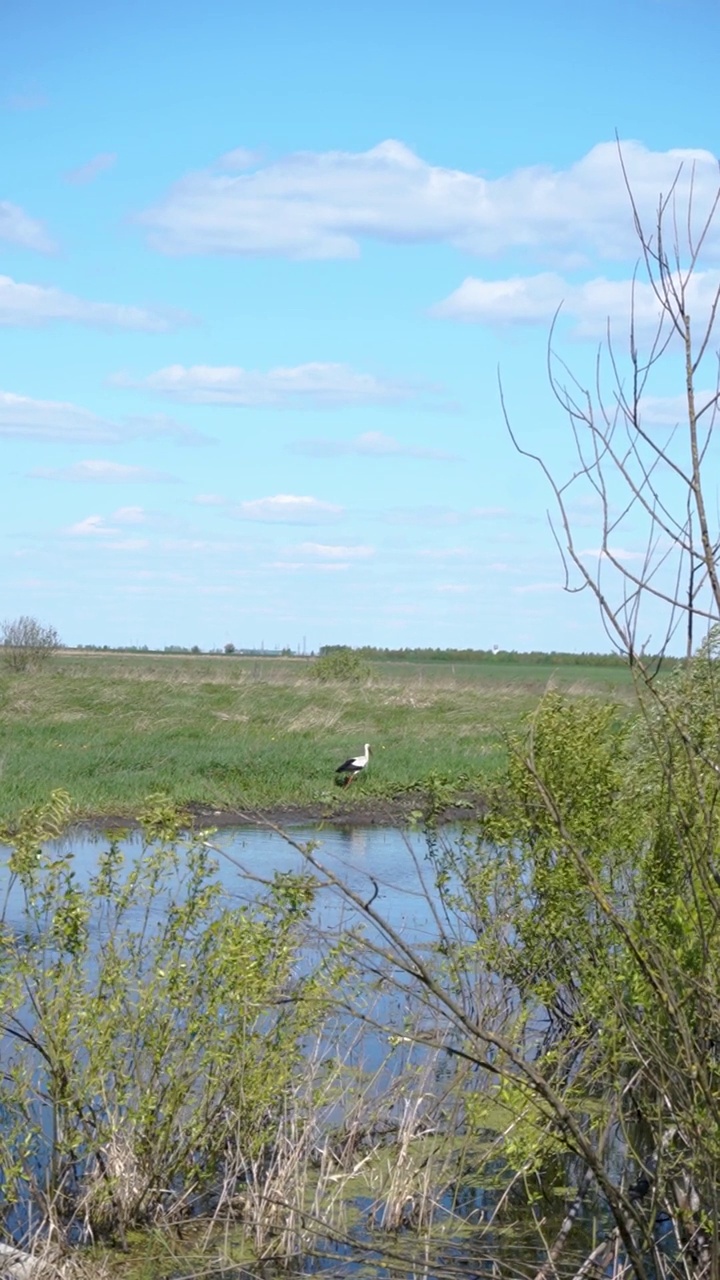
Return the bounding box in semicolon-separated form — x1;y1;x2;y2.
312;646;370;682
459;674;720;1271
0;792;330;1241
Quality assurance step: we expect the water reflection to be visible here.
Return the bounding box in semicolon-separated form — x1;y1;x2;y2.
0;821;444;942
213;821;439;938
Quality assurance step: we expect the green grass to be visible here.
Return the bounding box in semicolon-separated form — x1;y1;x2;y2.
0;652;637;823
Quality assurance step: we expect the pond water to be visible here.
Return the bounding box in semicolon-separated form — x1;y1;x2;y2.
0;824;656;1278
1;820;447;942
209;821;443;935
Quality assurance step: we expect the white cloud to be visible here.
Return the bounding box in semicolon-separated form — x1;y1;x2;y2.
160;537;241;553
115;362;424;408
434;269;720;339
0;275;189;330
292;430;458;459
579;547;647;562
217;147;262;171
295;542;374;559
639;390;720;426
63;152;117;185
30;459;177;483
65;507;145;537
0;392;107;441
121;413;211;444
232;495;344;524
0;391;204;443
137;138;720;262
0;202;55;252
113;506;145;524
67;515;113;537
434;273;568;325
194;493;227;506
271;560;350;572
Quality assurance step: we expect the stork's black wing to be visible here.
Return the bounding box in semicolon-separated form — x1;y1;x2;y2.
335;756;358;774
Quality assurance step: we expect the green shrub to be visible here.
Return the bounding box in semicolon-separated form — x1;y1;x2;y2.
312;647;370;682
0;792;329;1240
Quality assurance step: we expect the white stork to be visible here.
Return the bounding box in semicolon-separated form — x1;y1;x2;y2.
335;743;371;787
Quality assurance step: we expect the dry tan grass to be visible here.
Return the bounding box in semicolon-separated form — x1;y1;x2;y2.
77;1130;146;1237
281;706;344;733
564;678;635;701
374;687;442;709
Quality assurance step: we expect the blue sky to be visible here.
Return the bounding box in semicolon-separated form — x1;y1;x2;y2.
1;0;718;653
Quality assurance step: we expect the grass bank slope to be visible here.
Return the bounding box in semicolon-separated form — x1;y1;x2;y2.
0;652;635;823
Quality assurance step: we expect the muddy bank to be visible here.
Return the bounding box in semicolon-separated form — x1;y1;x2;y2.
187;795;486;830
65;792;488;838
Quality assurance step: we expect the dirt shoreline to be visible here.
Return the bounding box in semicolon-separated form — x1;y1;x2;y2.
68;794;487;836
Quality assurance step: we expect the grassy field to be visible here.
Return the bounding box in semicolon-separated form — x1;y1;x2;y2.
0;652;638;824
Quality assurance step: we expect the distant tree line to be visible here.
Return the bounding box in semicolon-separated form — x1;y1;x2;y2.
62;641;663;667
74;643;292;657
318;644;646;667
